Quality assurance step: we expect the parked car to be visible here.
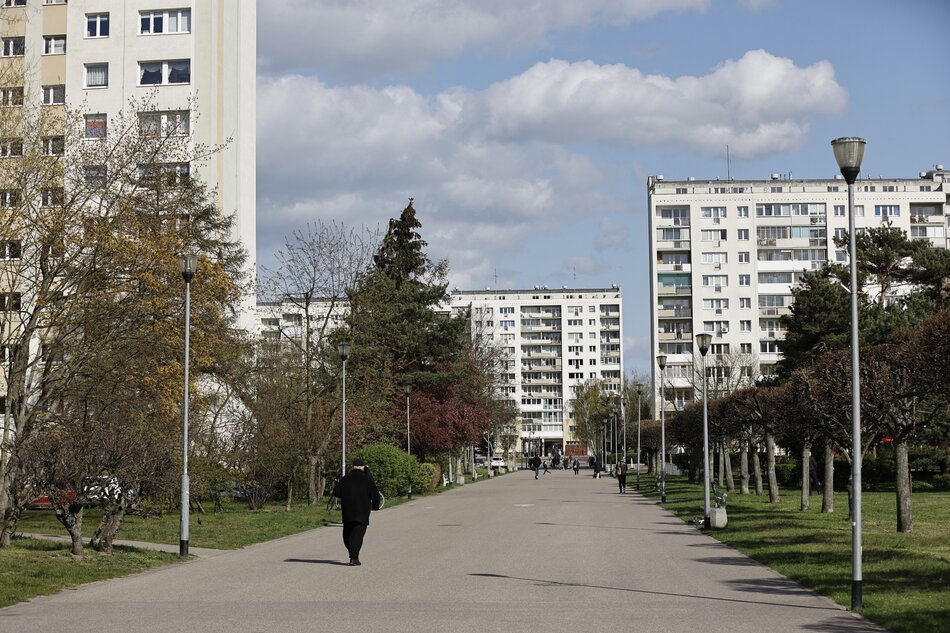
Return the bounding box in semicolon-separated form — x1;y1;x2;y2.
490;457;506;470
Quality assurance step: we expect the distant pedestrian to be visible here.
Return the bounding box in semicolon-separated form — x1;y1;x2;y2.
572;459;580;475
588;456;595;470
332;458;381;566
616;460;628;493
594;455;603;479
542;461;550;475
530;455;542;479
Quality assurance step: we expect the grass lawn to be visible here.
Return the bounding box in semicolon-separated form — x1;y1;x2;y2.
0;537;178;608
640;475;950;633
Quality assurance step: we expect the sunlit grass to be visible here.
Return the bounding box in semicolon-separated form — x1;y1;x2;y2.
639;475;950;633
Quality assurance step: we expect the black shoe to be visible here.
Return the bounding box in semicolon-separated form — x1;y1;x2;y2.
348;558;361;566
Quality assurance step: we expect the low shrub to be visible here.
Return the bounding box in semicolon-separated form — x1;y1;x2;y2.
774;457;799;487
932;474;950;490
350;444;426;499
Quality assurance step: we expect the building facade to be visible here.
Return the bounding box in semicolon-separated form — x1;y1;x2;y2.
1;0;256;324
648;165;949;415
449;287;624;458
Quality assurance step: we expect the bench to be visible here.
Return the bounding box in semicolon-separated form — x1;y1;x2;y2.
441;473;449;487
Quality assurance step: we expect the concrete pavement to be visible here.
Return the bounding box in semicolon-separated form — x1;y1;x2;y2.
1;470;887;632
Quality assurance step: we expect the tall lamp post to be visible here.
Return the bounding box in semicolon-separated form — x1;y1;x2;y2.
617;393;627;466
405;385;412;495
656;354;667;502
338;342;350;479
697;332;713;529
832;136;866;611
635;383;643;490
178;253;197;558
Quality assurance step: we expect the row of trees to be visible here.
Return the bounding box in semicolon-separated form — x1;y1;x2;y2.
0;70;510;555
661;226;950;532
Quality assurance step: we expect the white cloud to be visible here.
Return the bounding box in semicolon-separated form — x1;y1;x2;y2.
258;0;710;79
257;51;846;283
475;50;847;158
737;0;776;12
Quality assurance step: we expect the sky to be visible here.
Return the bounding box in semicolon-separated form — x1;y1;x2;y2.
255;0;950;376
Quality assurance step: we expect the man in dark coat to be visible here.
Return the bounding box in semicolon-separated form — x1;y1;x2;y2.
332;458;381;566
530;455;542;479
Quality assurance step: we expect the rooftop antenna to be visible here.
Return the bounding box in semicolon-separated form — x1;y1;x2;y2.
726;145;731;181
493;268;498;287
573;266;577;281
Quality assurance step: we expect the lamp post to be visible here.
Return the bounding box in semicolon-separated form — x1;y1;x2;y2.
178;253;197;558
616;393;627;466
656;354;667;502
635;383;643;490
338;342;350;479
404;384;412;494
832;136;866;611
696;332;713;529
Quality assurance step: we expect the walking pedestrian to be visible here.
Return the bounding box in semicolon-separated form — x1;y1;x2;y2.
616;460;628;493
331;458;381;566
530;455;542;479
572;459;580;475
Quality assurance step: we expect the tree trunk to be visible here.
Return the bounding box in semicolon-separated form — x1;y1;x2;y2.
752;444;763;496
55;505;84;557
895;440;913;533
765;432;780;504
717;442;724;487
90;507;126;555
307;454;319;506
285;476;293;512
723;444;735;492
821;437;834;513
801;442;811;511
1;503;21;547
739;439;749;495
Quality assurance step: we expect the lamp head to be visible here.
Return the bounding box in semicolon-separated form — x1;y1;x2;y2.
635;382;642;395
696;332;713;356
404;384;412;395
656;354;667;370
831;137;866;185
178;253;198;283
337;341;351;361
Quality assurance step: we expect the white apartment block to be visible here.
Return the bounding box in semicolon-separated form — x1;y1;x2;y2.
1;0;256;325
648;165;950;416
449;287;624;458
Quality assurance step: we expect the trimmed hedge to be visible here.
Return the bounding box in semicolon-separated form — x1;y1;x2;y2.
350;444;430;498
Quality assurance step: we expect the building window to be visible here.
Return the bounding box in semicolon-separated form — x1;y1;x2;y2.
140;8;191;34
84;165;106;189
0;292;21;312
2;37;24;57
86;13;110;38
760;341;780;353
739;297;751;309
0;189;20;207
42;136;64;156
874;205;900;217
0;138;22;157
41;188;64;207
738;229;749;240
740;320;751;332
139;110;189;136
41;84;65;105
701;229;726;241
700;206;727;219
827;185;839;192
702;275;728;287
1;240;20;260
738;251;750;263
3;0;26;6
139;60;190;85
855;205;864;217
834;205;845;216
0;87;22;106
138;162;190;187
85;63;109;88
84;114;107;139
740;343;753;354
42;35;66;55
738;274;751;287
701;252;727;265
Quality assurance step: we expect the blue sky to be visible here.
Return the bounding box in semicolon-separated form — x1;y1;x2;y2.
256;0;950;376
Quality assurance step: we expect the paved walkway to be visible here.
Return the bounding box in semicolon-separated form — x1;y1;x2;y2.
1;471;887;632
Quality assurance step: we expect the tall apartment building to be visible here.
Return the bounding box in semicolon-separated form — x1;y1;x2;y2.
449;287;624;458
648;165;949;415
0;0;256;324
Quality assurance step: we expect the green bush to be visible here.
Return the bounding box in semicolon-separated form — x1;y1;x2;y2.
912;480;934;492
350;444;425;499
418;463;438;492
932;474;950;490
774;457;799;487
863;456;896;486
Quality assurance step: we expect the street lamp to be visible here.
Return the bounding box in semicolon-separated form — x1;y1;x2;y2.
337;341;351;479
635;383;643;490
656;354;667;502
696;332;713;530
405;385;412;495
177;253;197;558
832;136;866;611
613;393;626;467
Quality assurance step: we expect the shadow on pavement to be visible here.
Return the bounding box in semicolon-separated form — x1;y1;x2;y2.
723;577;815;596
284;558;350;566
695;556;763;567
469;573;841;612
